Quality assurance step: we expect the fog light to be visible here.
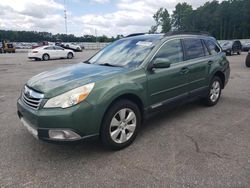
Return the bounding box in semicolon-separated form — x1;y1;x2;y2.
48;129;81;140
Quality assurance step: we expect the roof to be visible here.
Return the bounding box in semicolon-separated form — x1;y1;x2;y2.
125;32;213;41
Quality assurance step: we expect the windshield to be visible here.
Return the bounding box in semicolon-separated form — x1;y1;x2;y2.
221;41;232;46
88;35;162;67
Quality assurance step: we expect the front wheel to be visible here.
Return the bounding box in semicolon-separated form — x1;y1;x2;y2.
101;99;141;150
203;76;222;106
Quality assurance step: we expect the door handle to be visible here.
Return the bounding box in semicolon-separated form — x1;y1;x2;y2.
208;60;214;65
180;67;189;74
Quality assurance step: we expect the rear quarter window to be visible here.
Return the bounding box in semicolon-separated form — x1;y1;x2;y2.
204;39;221;55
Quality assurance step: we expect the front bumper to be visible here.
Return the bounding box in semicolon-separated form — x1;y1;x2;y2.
17;98;100;142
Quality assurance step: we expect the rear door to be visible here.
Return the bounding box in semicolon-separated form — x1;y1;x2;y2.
54;46;66;58
44;46;56;59
147;39;189;106
182;38;209;94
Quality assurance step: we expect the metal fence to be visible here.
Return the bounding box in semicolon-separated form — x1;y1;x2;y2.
14;42;110;50
80;42;109;50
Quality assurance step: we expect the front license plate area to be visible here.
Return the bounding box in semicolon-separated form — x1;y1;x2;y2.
20;117;38;139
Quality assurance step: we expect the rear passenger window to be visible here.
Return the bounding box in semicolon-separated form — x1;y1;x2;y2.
183;39;205;60
204;39;220;55
44;46;54;50
154;39;183;64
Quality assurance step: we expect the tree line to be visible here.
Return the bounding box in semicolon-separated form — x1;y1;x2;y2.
0;30;118;42
150;0;250;40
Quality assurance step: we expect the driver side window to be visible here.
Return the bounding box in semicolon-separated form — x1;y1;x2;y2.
154;39;183;64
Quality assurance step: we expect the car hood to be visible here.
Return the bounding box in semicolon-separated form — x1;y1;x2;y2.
27;63;125;98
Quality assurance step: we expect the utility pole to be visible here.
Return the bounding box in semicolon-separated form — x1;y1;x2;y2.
95;29;98;49
64;0;68;41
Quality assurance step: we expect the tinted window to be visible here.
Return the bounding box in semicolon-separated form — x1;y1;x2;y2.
154;39;183;64
202;41;210;56
183;39;205;60
204;39;220;55
55;46;64;50
44;46;54;50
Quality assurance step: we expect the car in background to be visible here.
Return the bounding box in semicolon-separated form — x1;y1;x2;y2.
242;42;250;52
28;45;74;61
63;43;82;52
246;50;250;67
220;40;242;55
32;41;55;49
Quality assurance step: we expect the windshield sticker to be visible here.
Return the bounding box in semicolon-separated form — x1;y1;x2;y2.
136;41;153;47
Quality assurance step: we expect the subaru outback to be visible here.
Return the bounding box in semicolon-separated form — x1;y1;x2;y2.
17;33;230;150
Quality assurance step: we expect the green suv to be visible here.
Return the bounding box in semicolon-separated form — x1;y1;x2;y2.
17;33;230;150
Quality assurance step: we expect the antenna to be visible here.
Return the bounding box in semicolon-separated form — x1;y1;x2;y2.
64;0;68;36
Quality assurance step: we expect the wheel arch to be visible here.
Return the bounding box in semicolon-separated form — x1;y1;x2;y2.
99;93;145;135
105;93;144;119
213;71;225;89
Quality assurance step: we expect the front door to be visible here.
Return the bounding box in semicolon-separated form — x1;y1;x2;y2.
147;39;189;107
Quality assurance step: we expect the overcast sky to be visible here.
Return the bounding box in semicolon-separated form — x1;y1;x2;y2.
0;0;219;37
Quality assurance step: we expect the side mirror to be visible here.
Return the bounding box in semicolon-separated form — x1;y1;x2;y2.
149;58;171;70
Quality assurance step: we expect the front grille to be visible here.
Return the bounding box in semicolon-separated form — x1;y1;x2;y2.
21;86;44;110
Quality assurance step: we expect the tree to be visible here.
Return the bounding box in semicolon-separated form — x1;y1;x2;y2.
171;3;193;31
150;8;171;33
0;30;116;42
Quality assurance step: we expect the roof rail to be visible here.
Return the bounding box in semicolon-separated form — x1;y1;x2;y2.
165;30;211;36
125;33;146;38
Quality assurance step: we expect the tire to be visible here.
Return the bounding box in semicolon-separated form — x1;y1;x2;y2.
67;52;73;59
246;54;250;68
42;54;50;61
203;76;222;106
101;99;141;150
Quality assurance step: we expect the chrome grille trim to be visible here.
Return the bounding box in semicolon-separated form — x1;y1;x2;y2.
21;86;44;110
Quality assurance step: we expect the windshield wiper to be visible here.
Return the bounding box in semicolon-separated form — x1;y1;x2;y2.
99;63;122;67
83;60;91;64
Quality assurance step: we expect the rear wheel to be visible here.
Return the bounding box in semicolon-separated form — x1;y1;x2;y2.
42;54;50;61
203;76;222;106
101;99;141;150
67;52;73;59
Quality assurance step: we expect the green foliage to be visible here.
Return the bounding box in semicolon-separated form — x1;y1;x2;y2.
149;8;171;33
172;2;193;31
0;30;115;42
151;0;250;39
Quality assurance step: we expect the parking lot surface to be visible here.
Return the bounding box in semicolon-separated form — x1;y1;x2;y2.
0;51;249;187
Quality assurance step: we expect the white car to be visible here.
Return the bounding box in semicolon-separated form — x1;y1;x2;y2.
63;43;82;51
28;45;74;61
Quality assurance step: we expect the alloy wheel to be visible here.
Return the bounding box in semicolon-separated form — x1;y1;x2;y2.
109;108;137;144
210;80;220;102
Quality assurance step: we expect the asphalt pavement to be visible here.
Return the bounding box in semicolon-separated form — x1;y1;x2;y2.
0;51;249;187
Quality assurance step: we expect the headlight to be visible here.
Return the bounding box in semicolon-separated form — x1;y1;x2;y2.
44;83;95;108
